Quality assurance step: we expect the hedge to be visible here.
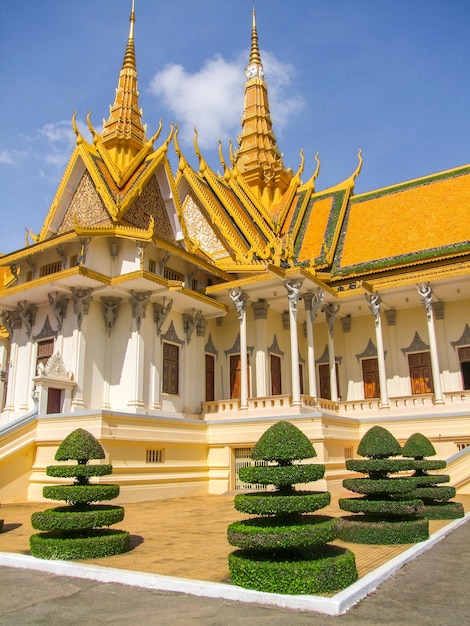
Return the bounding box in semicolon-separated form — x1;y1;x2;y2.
227;515;338;550
343;478;416;495
339;497;424;518
46;465;113;479
228;544;357;594
43;484;121;505
234;491;331;516
31;505;125;531
338;516;429;544
346;458;416;475
238;463;324;486
408;486;456;502
29;529;130;560
422;502;465;520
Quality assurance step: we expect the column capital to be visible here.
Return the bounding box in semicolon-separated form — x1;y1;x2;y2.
324;303;340;337
229;288;248;320
251;300;270;320
285;280;303;320
366;293;382;327
417;282;433;320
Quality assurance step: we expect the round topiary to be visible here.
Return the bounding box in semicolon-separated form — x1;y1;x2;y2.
251;420;316;464
30;428;129;560
228;421;357;594
339;426;429;544
402;432;436;459
401;432;464;520
357;426;402;459
55;428;105;464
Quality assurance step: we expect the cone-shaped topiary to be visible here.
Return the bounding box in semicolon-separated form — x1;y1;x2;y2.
338;426;429;544
402;433;464;520
228;421;357;594
30;428;129;559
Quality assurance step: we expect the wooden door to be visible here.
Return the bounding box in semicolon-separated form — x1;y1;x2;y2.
270;354;282;395
230;354;250;399
362;358;380;399
205;354;215;401
318;363;340;400
408;352;433;394
47;388;62;414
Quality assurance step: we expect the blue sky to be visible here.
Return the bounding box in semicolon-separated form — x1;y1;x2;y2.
1;0;469;253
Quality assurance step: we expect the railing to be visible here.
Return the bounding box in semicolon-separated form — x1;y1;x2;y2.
201;390;470;419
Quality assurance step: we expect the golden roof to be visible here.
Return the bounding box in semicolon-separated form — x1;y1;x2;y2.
332;165;470;278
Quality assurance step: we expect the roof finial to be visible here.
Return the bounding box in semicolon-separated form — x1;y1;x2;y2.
129;0;135;41
249;5;262;67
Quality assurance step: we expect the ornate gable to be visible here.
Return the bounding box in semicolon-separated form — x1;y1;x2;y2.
57;171;112;235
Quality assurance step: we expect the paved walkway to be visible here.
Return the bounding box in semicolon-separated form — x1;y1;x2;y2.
0;495;469;624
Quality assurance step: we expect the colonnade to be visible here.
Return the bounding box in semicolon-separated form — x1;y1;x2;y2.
228;281;445;406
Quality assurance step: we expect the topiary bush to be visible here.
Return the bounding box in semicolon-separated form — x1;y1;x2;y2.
338;426;429;544
30;428;129;559
402;433;464;520
227;420;357;594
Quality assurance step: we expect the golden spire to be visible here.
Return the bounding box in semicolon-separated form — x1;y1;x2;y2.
235;8;292;208
101;0;146;163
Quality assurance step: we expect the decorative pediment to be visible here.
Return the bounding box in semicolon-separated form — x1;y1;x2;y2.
401;332;429;355
451;323;470;349
161;321;184;346
33;316;58;341
205;333;218;356
224;333;254;357
37;352;72;380
268;334;284;357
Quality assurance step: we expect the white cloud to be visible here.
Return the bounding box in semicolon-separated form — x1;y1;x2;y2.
148;50;304;152
36;121;77;170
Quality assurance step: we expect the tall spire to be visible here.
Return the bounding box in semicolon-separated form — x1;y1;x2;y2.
235;8;292;207
101;0;146;163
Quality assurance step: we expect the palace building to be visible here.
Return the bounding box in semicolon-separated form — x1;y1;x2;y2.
1;5;469;502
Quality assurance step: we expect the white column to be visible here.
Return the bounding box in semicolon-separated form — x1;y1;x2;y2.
251;301;270;397
366;294;389;408
302;289;324;398
418;283;444;404
127;291;151;409
229;288;249;410
285;280;303;406
70;288;93;410
324;303;339;402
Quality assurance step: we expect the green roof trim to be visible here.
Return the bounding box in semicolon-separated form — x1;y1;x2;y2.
293;190;347;267
351;164;470;205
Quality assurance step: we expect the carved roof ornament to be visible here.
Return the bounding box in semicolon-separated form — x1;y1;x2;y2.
234;8;293;205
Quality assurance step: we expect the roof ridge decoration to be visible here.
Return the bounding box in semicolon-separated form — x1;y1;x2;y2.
233;8;293;208
76;1;164;189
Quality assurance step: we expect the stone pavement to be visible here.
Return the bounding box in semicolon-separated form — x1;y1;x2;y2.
0;495;469;624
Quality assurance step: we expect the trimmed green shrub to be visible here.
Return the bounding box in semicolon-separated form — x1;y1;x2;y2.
338;517;429;545
251;420;316;464
234;491;331;516
357;426;402;459
31;505;125;531
402;433;464;520
30;428;129;559
238;463;324;486
339;426;429;544
29;529;129;560
229;545;357;594
401;432;436;459
228;421;357;594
